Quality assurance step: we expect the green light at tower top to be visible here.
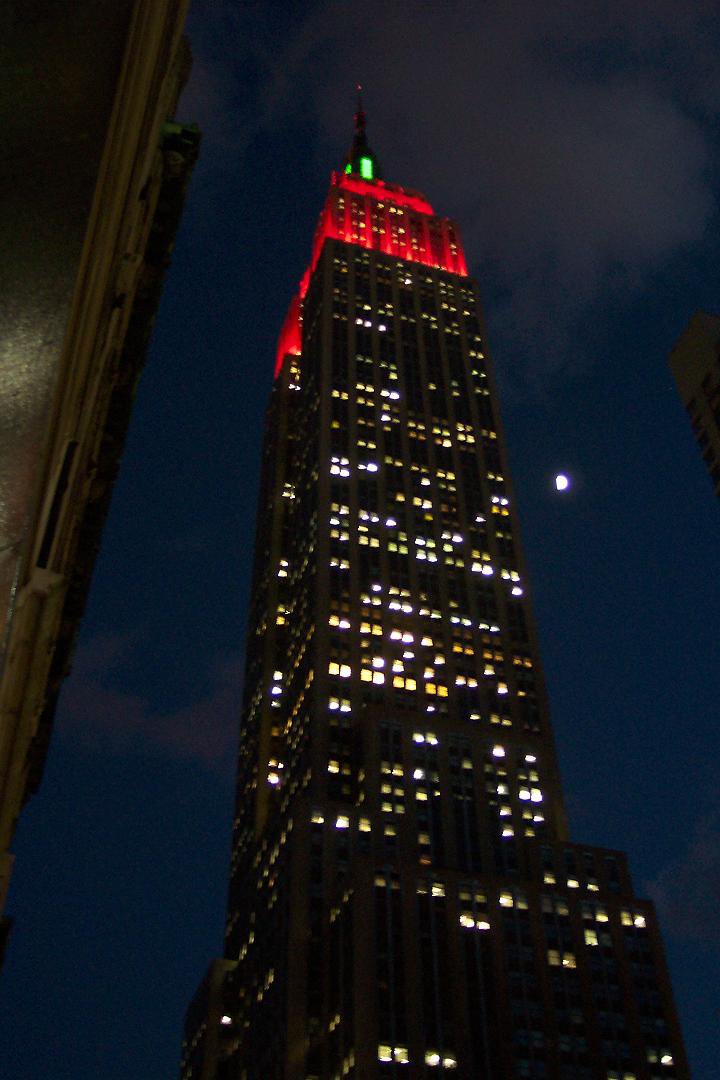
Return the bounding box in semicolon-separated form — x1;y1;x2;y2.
344;155;375;180
344;94;382;181
359;155;374;179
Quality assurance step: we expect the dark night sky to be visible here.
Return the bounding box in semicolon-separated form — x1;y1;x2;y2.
2;3;719;1077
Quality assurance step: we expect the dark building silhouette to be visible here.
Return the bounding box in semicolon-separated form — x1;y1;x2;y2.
670;311;720;496
182;109;687;1080
0;1;198;954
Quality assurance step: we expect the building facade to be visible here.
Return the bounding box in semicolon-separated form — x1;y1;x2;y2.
669;311;720;497
0;0;197;954
182;111;687;1080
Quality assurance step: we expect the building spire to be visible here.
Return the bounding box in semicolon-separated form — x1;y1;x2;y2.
355;83;365;136
344;84;381;181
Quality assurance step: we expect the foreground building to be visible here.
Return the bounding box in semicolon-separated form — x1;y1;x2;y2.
0;1;198;954
182;109;687;1079
669;311;720;497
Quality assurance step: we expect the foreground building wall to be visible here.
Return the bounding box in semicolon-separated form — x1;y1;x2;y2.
0;1;198;953
182;114;687;1080
669;311;720;497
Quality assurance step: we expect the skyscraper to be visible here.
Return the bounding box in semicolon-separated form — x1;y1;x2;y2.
669;311;720;497
182;108;687;1080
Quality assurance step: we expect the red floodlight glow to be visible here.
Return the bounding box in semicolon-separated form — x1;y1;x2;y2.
274;295;302;378
336;172;435;215
275;172;468;379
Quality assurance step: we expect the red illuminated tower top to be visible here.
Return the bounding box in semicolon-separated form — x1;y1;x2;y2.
275;102;468;376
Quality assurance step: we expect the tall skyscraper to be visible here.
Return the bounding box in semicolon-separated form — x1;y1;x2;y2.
669;311;720;497
182;108;687;1080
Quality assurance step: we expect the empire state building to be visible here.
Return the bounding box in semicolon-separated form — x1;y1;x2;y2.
181;106;688;1080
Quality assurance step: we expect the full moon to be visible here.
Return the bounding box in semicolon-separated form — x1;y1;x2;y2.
554;473;570;492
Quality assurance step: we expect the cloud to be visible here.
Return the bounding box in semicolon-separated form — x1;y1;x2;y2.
58;634;240;771
182;0;719;377
648;814;720;946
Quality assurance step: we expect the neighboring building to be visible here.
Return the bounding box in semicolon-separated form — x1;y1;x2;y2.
669;311;720;496
182;109;687;1079
0;1;198;955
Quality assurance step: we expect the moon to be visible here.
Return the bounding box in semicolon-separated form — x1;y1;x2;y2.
554;473;570;492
